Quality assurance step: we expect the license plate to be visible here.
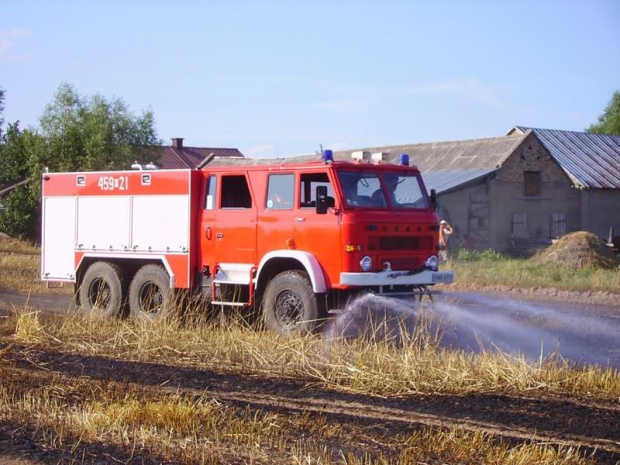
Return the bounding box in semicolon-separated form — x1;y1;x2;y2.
432;272;453;283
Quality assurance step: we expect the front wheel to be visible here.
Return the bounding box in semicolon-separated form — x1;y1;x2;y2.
128;264;174;321
262;270;324;335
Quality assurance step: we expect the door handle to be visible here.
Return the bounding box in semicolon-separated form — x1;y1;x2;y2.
206;227;212;240
295;217;306;222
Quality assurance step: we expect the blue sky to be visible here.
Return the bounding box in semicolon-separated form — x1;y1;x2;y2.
1;1;619;158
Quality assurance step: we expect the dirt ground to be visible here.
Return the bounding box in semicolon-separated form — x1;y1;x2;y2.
1;342;620;464
1;286;620;463
443;282;620;307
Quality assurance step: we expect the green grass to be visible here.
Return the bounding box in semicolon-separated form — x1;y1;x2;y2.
448;249;620;292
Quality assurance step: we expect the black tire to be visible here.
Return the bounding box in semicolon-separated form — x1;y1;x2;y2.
263;270;323;335
128;264;174;321
78;261;125;319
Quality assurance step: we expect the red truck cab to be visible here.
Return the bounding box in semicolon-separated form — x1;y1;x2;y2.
195;151;452;333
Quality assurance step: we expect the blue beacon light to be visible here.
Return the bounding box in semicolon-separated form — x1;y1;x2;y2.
322;149;334;164
399;153;410;166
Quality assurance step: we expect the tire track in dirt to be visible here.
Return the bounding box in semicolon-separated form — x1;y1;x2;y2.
3;345;620;462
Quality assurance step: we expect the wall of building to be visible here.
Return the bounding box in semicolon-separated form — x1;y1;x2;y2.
437;181;491;251
487;134;580;253
435;132;618;254
579;189;620;242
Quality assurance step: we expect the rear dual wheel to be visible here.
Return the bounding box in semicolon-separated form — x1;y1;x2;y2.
79;262;125;318
128;264;174;321
79;262;174;321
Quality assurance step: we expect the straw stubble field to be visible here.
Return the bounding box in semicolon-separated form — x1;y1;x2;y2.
1;240;619;464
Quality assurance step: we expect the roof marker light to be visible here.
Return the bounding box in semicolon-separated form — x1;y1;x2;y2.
371;152;387;163
351;151;370;162
399;153;410;166
322;149;334;164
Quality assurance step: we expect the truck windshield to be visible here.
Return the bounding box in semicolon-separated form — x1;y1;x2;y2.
337;171;430;209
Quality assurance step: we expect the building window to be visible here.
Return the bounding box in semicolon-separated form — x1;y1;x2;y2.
524;171;541;197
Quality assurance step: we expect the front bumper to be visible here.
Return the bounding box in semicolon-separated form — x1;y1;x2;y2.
339;269;454;287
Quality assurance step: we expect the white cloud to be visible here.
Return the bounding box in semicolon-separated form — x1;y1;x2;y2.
9;28;31;38
407;78;507;107
332;78;514;109
364;78;516;109
0;27;32;62
0;37;10;53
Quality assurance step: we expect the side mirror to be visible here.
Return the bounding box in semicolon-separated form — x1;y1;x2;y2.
430;189;438;211
316;185;328;214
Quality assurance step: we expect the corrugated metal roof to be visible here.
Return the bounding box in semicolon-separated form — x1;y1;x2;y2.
158;147;244;169
422;169;495;194
515;126;620;188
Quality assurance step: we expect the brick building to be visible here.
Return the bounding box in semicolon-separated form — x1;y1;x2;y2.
338;127;620;254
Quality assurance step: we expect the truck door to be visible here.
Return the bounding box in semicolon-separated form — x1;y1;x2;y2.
293;172;341;285
257;173;298;258
215;174;257;265
199;174;218;275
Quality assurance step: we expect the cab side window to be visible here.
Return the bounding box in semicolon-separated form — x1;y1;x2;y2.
300;172;334;208
221;175;252;209
204;175;217;210
266;174;294;210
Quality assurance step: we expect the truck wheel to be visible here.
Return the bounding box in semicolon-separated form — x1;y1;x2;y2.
78;262;125;319
128;264;173;321
263;270;323;335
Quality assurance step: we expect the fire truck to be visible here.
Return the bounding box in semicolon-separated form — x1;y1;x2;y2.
40;150;453;334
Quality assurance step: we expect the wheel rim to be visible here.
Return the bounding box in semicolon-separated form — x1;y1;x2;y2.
275;289;303;329
87;278;111;310
138;282;164;315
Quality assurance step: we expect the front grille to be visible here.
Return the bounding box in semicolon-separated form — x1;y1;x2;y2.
379;256;423;270
368;235;433;251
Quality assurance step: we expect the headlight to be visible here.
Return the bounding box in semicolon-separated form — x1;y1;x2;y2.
360;256;373;272
425;255;438;271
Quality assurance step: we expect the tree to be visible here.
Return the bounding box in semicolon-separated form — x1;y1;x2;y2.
38;83;161;173
0;88;5;134
0;83;162;239
0;121;28;188
587;90;620;136
0;127;44;238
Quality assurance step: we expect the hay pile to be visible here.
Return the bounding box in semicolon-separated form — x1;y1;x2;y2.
532;231;619;270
